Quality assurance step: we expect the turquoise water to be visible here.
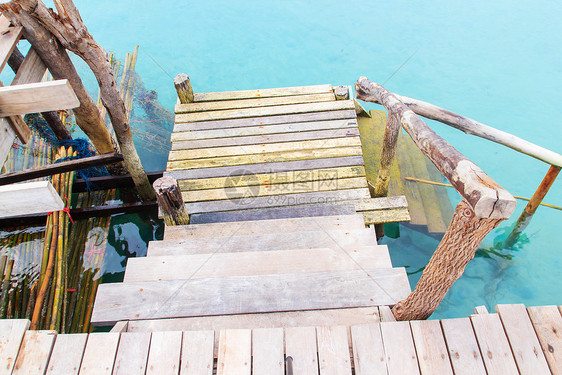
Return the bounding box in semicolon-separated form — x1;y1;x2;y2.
69;1;562;317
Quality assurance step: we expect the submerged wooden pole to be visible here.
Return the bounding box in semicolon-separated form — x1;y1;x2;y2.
372;111;401;198
174;73;194;104
503;165;560;248
153;176;190;226
392;201;504;320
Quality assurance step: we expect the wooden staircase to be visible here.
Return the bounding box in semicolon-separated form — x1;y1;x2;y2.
91;84;412;327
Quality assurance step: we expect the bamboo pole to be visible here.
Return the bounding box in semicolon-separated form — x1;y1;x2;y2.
503;166;560;248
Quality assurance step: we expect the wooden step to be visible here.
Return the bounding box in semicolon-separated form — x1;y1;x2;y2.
192;84;333;102
123;246;393;282
171;119;358;142
164;214;366;240
91;268;411;325
189;203;358;224
148;228;376;256
177;92;336;113
175;101;355;123
173;109;357;132
171;128;360;150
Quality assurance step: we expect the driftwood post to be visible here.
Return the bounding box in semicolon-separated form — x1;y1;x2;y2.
153;177;190;226
174;73;194;104
6;0;155;201
356;77;516;320
333;86;349;100
503;165;560;248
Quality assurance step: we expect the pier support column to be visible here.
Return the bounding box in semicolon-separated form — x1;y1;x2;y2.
174;73;194;104
153;176;190;226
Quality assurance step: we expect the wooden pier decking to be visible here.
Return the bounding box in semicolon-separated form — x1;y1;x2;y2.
1;304;560;374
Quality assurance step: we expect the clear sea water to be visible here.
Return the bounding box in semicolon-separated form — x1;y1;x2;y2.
62;0;562;318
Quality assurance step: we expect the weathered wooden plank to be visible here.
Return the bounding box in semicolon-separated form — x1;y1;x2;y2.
470;313;519;375
285;327;319;375
353;195;408;211
252;328;284;375
351;324;387;375
128;307;381;334
181;330;215;375
527;305;562;375
145;331;182;375
0;181;64;218
189;203;357;224
164;213;365;240
169;137;362;161
182;177;368;202
178;165;366;191
173;109;357;132
45;334;87;375
165;155;364;180
0;15;23;73
124;246;391;282
182;188;370;214
91;269;411;325
166;146;364;170
171;119;358;142
378;306;396;322
148;228;376;256
0;319;29;374
172;128;360;150
361;207;411;225
410;320;454;375
317;326;352;375
177;92;335;113
12;330;56;375
193;84;333;102
380;321;420;375
217;329;251;375
440;318;486;375
12;48;47;85
175;101;355;123
495;304;551;374
112;332;151;375
109;321;129;333
79;332;120;375
0;118;16;168
0;80;79;117
473;305;489;314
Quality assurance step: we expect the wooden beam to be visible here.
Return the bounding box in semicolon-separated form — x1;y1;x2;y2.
174;73;194;103
0;180;64;218
0;152;123;186
0;15;23;73
0;117;17;168
0;80;79;117
73;171;163;192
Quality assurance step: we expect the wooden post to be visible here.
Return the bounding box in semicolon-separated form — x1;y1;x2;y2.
333;86;349;100
174;73;194;104
392;201;504;320
153;177;190;226
372;111;401;198
503;165;560;248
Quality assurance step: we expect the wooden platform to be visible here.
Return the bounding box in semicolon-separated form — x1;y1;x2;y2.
2;304;560;374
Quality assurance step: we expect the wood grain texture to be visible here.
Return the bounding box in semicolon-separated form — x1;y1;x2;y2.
0;80;79;116
317;326;352;375
124;246;392;282
252;328;284;375
0;180;64;217
163;214;366;240
45;334;87;375
470;313;519;375
12;48;46;85
0;15;23;73
217;329;251;375
172;109;356;132
175;100;355;123
79;332;120;375
91;269;410;325
440;318;486;375
380;321;420;375
145;331;182;375
112;332;151;375
351;324;387;375
181;330;215;375
192;84;332;102
12;330;56;375
0;319;30;374
362;208;411;225
285;326;319;375
527;305;562;375
410;320;454;375
495;304;551;374
378;306;397;322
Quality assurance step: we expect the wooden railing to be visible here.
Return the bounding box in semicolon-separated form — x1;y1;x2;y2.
356;77;519;320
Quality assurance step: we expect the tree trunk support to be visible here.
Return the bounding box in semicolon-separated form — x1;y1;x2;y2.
503;165;560;248
392;200;504;320
174;73;194;104
372;110;400;198
153;177;190;226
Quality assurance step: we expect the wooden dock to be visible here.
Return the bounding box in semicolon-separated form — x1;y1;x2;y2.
1;304;560;374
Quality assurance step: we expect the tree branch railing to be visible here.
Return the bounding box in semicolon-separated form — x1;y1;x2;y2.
356;77;517;320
